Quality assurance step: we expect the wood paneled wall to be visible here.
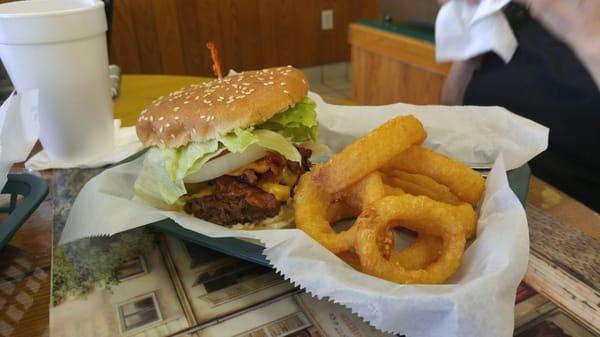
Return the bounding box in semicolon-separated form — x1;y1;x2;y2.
109;0;379;75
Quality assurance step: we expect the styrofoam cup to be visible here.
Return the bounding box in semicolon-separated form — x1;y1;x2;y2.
0;0;114;162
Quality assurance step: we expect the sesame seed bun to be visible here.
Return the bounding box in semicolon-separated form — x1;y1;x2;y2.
136;66;309;148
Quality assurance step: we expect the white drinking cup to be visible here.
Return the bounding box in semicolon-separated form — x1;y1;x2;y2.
0;0;114;161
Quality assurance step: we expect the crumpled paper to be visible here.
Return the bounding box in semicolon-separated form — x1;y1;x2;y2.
435;0;517;63
61;93;549;337
25;119;143;170
0;90;39;191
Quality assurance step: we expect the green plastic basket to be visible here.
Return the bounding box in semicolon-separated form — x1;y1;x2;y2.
0;174;49;249
149;165;531;268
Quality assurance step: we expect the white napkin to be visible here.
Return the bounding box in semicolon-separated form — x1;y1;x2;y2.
25;119;143;170
60;93;549;337
0;90;39;190
435;0;517;63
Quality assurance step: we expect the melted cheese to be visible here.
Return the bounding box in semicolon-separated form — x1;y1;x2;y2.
183;159;299;203
185;185;215;199
258;183;291;201
280;167;299;187
228;161;270;176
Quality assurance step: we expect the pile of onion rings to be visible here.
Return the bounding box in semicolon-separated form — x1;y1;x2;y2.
294;115;484;284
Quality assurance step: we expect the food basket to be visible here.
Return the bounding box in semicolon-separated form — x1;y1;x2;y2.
0;174;49;249
149;164;531;267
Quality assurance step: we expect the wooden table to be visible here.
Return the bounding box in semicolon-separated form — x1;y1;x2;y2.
0;75;598;337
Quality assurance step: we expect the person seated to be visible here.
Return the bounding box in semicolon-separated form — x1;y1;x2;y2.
441;0;600;211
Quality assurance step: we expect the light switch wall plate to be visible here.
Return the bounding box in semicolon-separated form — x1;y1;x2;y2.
321;9;333;30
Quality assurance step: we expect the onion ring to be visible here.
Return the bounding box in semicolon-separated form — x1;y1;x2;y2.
389;234;442;270
380;170;477;239
341;233;443;272
384;146;485;205
327;201;359;223
314;116;426;194
380;170;461;205
295;171;356;253
383;184;405;196
355;195;472;284
337;251;363;270
295;169;394;255
339;171;386;210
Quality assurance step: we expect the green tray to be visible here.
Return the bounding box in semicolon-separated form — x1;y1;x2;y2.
149;165;531;268
0;174;49;249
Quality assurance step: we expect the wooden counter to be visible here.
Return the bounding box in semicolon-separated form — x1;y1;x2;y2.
349;23;450;105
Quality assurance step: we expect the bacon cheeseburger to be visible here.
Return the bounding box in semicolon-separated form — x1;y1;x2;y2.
134;67;320;229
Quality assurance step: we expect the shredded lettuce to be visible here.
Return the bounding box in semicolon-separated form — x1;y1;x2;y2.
253;129;301;162
218;127;257;153
172;140;220;181
257;97;318;142
134;96;318;208
134;148;192;209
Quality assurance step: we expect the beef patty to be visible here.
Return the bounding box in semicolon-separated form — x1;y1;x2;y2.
184;176;281;226
183;148;311;226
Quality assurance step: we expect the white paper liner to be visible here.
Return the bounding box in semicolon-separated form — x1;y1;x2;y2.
61;93;548;337
0;90;39;190
25;119;143;170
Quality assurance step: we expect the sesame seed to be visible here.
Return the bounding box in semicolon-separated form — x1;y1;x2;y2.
284;90;289;94
170;134;175;138
174;116;180;120
192;128;197;134
242;83;250;86
236;95;245;99
165;123;171;128
149;116;154;121
159;126;164;133
158;116;164;121
203;99;211;104
280;82;286;85
173;107;180;112
184;101;189;104
195;96;200;100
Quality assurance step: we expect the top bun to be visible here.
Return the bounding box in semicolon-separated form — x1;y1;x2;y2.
136;66;308;148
